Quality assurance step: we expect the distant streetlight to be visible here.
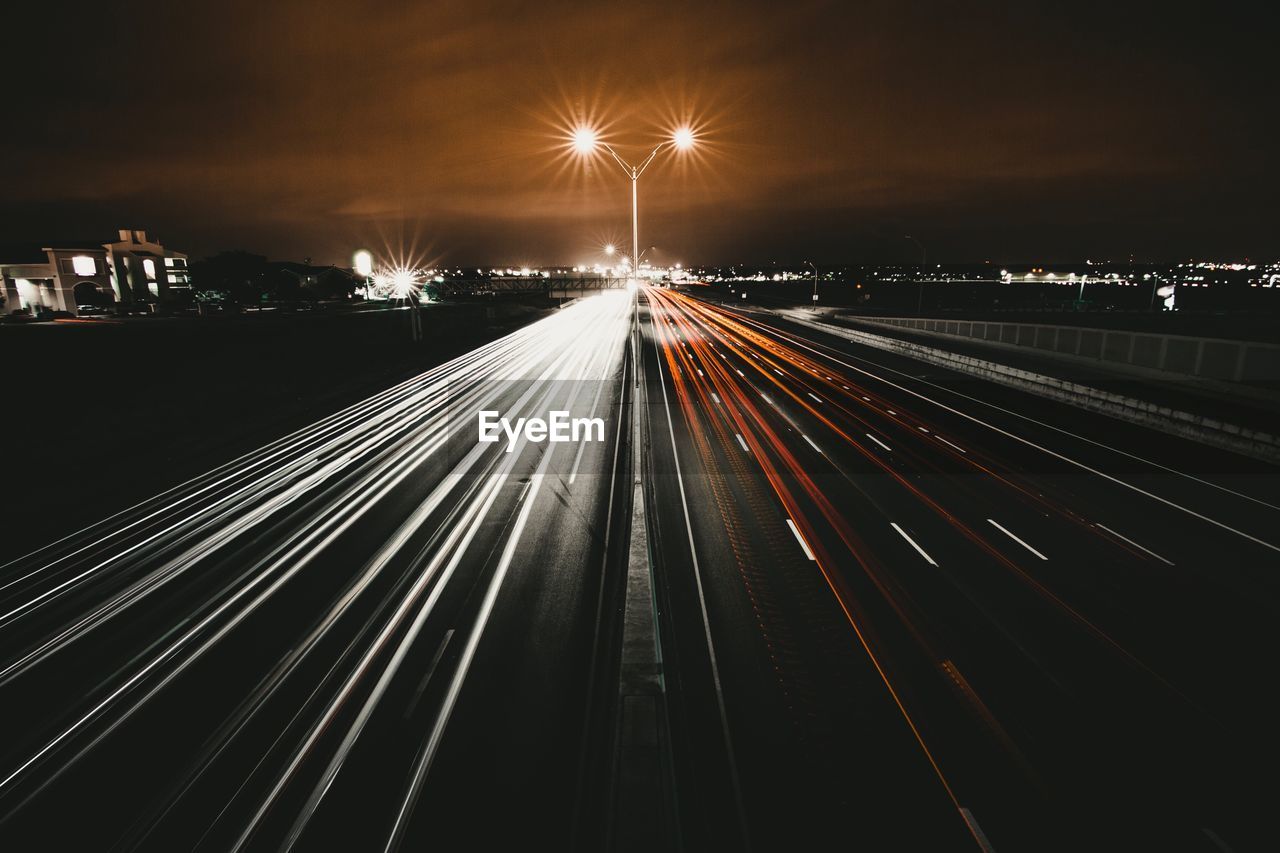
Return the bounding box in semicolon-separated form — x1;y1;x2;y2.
353;250;374;298
805;260;818;310
906;234;927;314
604;243;616;257
570;124;698;282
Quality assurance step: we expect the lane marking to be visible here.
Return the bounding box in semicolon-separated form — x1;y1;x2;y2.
761;393;774;405
735;433;750;452
937;436;967;453
891;523;938;566
802;434;822;453
760;313;1280;552
1201;827;1236;853
786;519;817;560
404;629;455;719
652;314;751;841
1095;523;1175;566
711;392;721;404
988;519;1048;560
887;409;897;416
735;369;745;377
918;426;930;433
807;392;823;403
865;433;893;453
959;807;998;853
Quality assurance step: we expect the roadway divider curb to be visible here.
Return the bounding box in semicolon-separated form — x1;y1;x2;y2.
608;296;679;852
778;310;1280;463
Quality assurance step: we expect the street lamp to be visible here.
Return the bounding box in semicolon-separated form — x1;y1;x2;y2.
805;260;818;310
353;249;373;298
571;124;697;283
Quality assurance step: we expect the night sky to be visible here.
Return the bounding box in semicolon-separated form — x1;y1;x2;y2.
5;1;1276;266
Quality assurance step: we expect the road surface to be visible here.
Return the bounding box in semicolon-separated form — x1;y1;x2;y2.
0;292;632;851
1;286;1277;851
639;287;1279;851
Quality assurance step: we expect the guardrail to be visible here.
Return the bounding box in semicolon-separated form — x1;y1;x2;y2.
855;316;1280;383
780;311;1280;462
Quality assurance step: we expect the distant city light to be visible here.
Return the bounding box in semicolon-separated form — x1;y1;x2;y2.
353;250;373;277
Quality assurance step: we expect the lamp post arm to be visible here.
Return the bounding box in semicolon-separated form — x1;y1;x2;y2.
634;142;670;179
600;143;637;178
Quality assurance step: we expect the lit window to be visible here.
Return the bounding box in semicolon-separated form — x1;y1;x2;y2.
72;255;97;276
143;259;156;280
164;257;175;267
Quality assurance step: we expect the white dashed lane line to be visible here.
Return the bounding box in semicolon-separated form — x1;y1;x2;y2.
865;433;893;453
988;519;1048;560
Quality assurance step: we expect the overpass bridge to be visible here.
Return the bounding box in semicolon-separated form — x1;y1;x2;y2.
435;273;630;298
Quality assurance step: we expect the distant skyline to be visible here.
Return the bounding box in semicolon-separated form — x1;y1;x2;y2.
4;1;1277;266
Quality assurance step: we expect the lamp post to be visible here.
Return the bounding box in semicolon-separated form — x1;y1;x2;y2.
353;249;373;299
906;234;927;314
572;125;696;284
805;260;818;310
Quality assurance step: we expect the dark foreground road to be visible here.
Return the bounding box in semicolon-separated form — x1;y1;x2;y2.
640;288;1280;852
0;293;633;851
2;286;1278;851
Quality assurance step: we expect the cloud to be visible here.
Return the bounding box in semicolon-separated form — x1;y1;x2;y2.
2;0;1276;262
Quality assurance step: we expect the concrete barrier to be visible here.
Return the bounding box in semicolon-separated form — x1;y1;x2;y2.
779;311;1280;463
855;315;1280;383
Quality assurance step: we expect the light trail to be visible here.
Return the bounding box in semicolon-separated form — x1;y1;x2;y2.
0;291;633;846
644;286;1234;849
1094;523;1175;566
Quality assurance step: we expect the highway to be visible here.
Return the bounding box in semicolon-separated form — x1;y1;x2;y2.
1;285;1277;851
0;292;634;851
639;287;1280;851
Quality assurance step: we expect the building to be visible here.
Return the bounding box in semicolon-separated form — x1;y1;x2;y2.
1;229;188;316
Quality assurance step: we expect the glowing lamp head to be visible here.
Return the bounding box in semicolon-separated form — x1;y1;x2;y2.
604;243;616;256
353;250;373;278
671;127;696;151
390;268;419;299
571;126;598;155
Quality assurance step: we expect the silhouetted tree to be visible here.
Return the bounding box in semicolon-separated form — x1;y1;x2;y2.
190;251;270;304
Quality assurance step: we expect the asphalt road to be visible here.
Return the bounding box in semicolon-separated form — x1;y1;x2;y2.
2;286;1278;851
0;292;633;851
640;287;1280;852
